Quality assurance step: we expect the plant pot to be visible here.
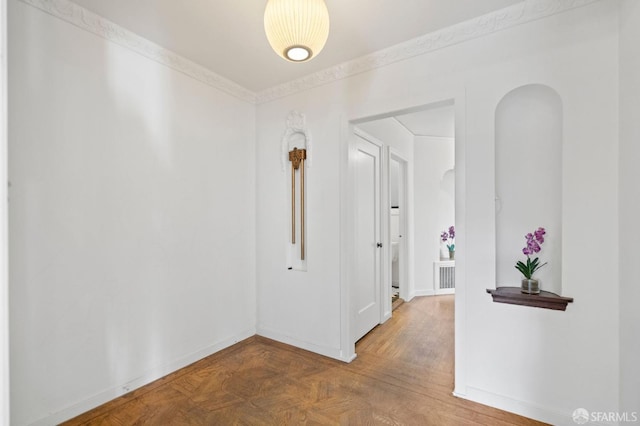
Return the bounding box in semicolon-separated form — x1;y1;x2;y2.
449;250;455;260
521;278;540;295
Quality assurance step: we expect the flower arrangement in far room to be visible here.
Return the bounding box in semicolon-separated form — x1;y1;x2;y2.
441;226;455;259
515;227;547;294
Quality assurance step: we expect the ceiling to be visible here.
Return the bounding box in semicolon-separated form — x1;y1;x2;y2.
395;105;455;138
70;0;522;93
357;104;454;141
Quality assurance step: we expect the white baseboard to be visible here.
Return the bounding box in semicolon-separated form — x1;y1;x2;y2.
413;289;456;297
257;326;352;362
455;386;597;426
402;292;415;302
413;289;436;297
34;328;256;426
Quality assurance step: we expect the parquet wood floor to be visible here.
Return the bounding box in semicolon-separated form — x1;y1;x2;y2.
63;296;546;425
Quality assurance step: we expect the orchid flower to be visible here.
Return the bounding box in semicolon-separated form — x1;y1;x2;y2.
515;227;547;279
441;226;455;251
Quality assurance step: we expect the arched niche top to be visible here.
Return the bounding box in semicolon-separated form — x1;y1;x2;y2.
287;131;307;150
498;83;562;101
495;83;563;295
496;84;563;137
281;111;312;172
440;168;455;194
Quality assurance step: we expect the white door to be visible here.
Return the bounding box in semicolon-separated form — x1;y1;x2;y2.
353;133;382;342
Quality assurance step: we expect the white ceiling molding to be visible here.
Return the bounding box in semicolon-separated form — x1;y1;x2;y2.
255;0;600;104
18;0;258;104
19;0;599;105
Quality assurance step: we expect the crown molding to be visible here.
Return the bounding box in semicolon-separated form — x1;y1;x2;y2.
19;0;600;106
255;0;600;104
18;0;258;104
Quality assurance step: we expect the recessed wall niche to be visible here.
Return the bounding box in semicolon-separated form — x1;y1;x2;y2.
495;84;563;295
281;111;311;272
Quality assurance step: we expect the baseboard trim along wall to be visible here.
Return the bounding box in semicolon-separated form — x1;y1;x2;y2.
413;289;436;297
455;386;586;426
257;326;351;363
31;328;256;426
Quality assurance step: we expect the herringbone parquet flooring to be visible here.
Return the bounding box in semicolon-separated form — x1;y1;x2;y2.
62;296;545;425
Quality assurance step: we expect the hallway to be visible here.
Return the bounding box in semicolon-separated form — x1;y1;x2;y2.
64;296;544;425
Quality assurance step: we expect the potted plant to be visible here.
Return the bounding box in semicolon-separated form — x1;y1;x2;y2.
515;227;547;294
441;226;455;259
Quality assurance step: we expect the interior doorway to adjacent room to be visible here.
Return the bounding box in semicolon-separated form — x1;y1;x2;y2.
349;100;456;343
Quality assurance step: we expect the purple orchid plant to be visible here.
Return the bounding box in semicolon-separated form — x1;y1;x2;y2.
515;227;547;279
441;226;455;252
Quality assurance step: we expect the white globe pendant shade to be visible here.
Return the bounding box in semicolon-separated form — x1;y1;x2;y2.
264;0;330;62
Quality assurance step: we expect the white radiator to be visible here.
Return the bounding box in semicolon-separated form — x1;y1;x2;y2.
434;260;455;295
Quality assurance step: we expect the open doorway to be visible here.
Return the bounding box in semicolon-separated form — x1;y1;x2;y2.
389;153;407;309
349;100;456;347
404;105;456;297
342;95;464;391
352;101;455;323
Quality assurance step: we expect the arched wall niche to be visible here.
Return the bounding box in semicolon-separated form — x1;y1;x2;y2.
281;111;311;272
495;84;563;295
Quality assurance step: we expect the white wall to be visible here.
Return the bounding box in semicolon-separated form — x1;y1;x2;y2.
451;4;619;421
8;1;256;424
619;0;640;416
0;0;8;424
414;136;454;295
256;1;621;424
255;98;343;358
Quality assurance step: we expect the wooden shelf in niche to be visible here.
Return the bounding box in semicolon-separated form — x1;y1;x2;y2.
486;287;573;311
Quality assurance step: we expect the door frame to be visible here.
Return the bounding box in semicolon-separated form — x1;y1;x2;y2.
389;150;409;304
340;93;466;398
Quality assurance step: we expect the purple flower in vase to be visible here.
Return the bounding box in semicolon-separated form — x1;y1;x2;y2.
515;227;547;279
441;226;455;252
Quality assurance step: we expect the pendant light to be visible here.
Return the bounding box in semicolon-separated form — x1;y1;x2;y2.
264;0;330;62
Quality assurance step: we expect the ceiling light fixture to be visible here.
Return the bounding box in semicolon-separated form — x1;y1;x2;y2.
264;0;330;63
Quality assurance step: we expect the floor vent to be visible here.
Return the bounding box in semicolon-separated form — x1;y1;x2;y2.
434;260;455;295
